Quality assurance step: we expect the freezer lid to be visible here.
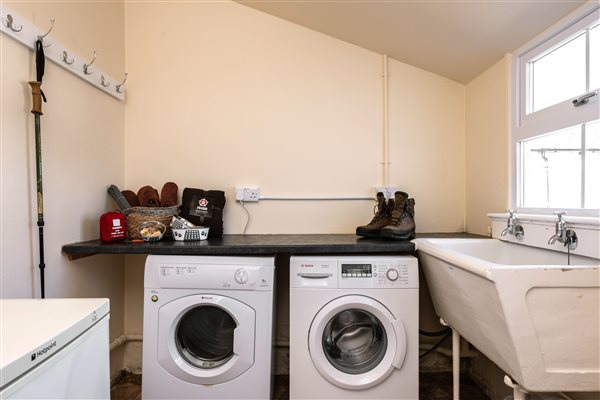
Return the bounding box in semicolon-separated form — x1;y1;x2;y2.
0;298;110;390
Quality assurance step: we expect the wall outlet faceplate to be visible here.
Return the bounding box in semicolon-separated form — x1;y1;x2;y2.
375;186;401;200
235;186;260;202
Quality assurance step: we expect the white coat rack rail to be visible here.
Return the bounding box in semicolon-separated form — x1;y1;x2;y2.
1;5;126;101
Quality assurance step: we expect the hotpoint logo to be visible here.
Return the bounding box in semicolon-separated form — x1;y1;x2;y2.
31;341;57;362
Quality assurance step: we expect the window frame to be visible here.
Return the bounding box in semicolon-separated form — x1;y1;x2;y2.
511;2;600;216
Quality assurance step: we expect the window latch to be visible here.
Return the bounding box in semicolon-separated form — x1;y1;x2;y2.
572;91;598;107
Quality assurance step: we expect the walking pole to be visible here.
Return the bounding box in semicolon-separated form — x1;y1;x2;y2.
29;39;48;299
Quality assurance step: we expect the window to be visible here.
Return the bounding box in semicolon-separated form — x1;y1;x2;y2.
520;121;599;209
513;4;600;214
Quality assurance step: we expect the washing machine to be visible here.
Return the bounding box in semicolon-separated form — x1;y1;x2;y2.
290;255;418;399
142;255;275;399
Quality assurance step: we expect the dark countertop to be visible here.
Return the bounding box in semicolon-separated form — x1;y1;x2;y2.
62;233;486;259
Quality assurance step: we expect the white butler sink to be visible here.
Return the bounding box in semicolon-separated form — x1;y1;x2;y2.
415;238;600;393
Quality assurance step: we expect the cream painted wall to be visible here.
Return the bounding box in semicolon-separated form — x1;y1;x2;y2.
388;60;466;232
465;56;509;235
1;1;126;376
124;1;466;234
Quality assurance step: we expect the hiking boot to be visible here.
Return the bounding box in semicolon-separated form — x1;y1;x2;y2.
356;192;394;238
381;193;415;240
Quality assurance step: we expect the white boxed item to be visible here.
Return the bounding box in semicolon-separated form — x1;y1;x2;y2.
172;227;209;241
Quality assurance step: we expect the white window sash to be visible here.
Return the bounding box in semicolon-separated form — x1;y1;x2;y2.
516;9;600;137
510;1;600;215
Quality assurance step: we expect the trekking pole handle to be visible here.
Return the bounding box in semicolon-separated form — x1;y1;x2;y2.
28;81;43;115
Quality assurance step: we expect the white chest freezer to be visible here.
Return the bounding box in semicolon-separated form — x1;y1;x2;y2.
0;298;110;399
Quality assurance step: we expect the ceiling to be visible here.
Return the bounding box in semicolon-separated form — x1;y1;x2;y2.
237;0;585;84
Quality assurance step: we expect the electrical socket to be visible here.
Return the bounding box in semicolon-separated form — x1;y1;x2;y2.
235;186;260;202
375;186;401;200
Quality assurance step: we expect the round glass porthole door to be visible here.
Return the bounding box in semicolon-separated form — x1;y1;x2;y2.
308;295;406;390
158;294;255;385
175;305;236;369
322;309;387;374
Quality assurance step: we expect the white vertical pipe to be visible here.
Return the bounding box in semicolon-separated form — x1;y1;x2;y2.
452;329;460;400
382;54;390;188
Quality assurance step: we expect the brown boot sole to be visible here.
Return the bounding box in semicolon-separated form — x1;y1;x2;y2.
380;230;416;240
356;227;382;238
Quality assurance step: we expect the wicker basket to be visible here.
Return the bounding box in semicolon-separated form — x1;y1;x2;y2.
123;206;179;239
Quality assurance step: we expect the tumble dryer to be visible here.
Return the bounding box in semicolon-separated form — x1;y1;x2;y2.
290;255;418;399
142;255;275;399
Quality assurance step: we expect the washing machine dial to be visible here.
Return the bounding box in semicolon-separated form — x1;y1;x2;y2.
386;268;399;281
234;268;249;284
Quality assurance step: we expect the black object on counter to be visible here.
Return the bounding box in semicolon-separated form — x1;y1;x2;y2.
108;184;132;211
179;188;226;237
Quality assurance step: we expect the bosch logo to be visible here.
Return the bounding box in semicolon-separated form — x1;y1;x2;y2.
303;264;314;268
201;296;213;300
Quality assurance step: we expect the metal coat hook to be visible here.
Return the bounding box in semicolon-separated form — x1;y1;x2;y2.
37;17;54;47
6;14;22;32
115;72;128;93
83;50;96;75
62;50;74;65
101;76;110;88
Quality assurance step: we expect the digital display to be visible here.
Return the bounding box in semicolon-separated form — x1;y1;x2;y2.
341;263;372;275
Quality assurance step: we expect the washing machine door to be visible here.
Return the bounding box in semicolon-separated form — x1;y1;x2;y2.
157;294;255;385
308;294;407;390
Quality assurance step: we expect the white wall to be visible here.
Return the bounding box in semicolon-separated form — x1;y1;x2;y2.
0;1;126;376
465;56;510;235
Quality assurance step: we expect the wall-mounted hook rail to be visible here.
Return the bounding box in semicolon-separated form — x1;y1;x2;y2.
62;50;74;65
115;73;127;93
83;50;96;75
5;14;22;32
0;4;124;101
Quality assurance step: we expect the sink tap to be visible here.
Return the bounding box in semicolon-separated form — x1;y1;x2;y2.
500;209;524;241
548;211;578;250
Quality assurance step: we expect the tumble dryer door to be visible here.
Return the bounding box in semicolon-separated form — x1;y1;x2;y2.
157;294;255;385
308;295;406;390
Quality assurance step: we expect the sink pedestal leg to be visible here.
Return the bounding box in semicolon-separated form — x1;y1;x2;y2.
504;375;528;400
452;328;460;400
440;318;460;399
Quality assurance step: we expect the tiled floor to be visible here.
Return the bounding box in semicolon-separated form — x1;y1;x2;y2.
111;371;489;400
